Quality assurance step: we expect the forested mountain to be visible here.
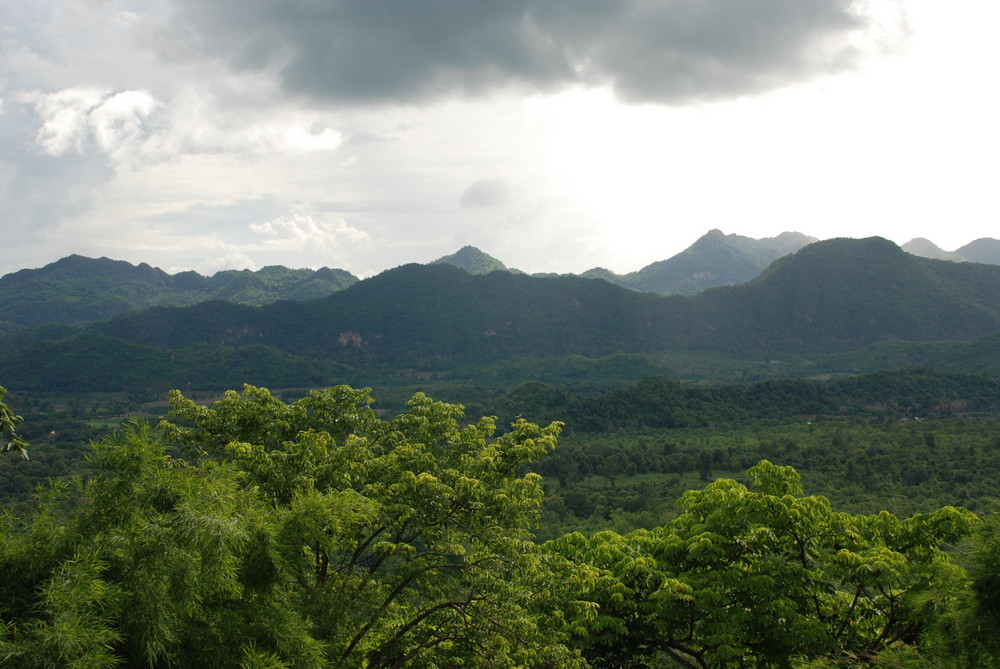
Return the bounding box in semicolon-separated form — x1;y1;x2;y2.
4;237;1000;393
688;236;1000;350
901;237;967;262
0;254;358;332
426;231;815;295
5;245;1000;668
955;237;1000;264
431;245;513;274
902;236;1000;265
92;235;1000;361
597;229;817;295
0;230;806;337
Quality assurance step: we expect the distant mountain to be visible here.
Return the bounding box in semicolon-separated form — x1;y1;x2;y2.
901;238;966;262
0;255;359;332
955;238;1000;265
431;246;511;274
577;230;817;295
431;231;816;295
623;230;817;295
691;236;1000;350
6;236;1000;393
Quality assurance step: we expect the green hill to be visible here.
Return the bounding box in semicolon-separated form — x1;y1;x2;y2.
691;236;1000;350
901;237;967;262
5;237;1000;393
956;237;1000;265
431;246;512;274
0;255;359;332
619;229;817;295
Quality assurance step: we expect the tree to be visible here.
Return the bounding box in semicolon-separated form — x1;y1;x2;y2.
1;385;585;668
1;385;29;459
546;460;978;668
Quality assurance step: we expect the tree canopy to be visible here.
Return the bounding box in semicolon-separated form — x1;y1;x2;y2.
1;384;997;667
0;385;28;459
1;385;581;667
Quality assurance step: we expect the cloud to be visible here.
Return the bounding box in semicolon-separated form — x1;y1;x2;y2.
21;87;159;160
193;251;258;276
21;86;343;162
250;209;371;253
459;178;512;208
162;0;902;105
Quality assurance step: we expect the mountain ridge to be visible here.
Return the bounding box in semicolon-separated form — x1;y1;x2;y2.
5;236;1000;392
0;256;359;332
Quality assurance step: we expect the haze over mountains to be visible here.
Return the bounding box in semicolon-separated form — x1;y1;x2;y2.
4;230;998;336
0;255;359;330
3;234;1000;394
2;229;815;332
901;236;1000;264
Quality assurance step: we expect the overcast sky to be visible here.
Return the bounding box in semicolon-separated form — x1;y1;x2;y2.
2;0;997;278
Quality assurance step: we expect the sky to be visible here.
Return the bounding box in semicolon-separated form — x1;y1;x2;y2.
1;0;998;279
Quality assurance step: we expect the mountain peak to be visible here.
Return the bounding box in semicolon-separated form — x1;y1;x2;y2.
954;238;1000;265
901;238;966;262
621;230;817;295
431;246;510;275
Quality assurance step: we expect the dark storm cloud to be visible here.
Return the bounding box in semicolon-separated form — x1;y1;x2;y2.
163;0;870;105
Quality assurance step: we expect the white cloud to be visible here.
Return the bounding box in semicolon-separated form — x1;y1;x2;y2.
240;121;342;154
22;85;341;162
87;90;159;159
193;251;258;275
2;0;998;281
22;87;110;155
250;209;371;253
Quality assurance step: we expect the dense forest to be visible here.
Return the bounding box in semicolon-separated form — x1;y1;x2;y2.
5;236;1000;666
3;382;1000;668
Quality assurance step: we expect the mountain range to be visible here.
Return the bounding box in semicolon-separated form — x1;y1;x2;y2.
5;230;998;337
574;230;819;295
0;229;829;337
901;237;1000;264
0;255;359;332
4;235;1000;393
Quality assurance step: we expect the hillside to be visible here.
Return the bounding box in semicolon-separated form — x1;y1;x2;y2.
620;229;817;295
901;237;967;262
689;236;1000;350
956;238;1000;265
4;237;1000;393
431;246;512;274
0;231;806;335
0;255;359;332
431;231;816;295
584;229;816;295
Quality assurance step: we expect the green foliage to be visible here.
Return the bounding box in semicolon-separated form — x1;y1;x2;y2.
533;414;1000;540
0;255;358;332
1;386;28;459
1;386;581;668
431;245;511;274
7;237;1000;395
617;229;816;296
547;461;979;668
3;383;996;668
0;412;109;512
1;334;348;392
495;369;1000;433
